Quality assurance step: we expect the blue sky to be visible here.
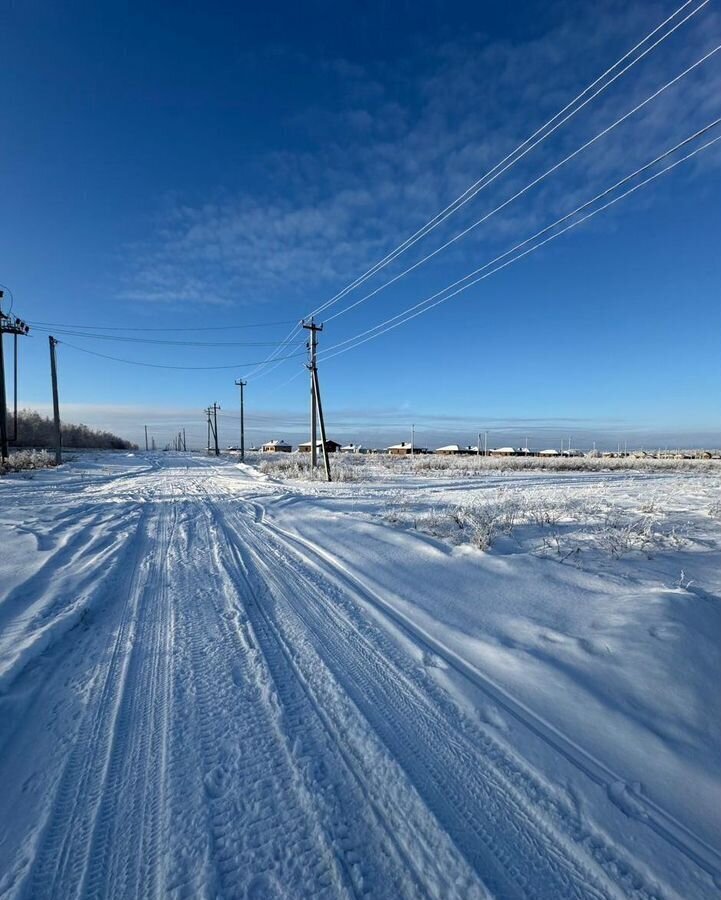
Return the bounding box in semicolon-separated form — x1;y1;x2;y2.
1;0;719;449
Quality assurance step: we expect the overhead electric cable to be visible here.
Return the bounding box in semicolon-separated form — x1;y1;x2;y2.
243;321;304;381
305;0;709;320
28;326;304;348
319;129;721;363
58;341;307;370
27;318;297;332
323;43;721;324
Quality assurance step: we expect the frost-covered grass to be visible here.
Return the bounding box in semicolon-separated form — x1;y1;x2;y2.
253;450;720;482
382;490;691;557
0;449;54;475
256;453;365;481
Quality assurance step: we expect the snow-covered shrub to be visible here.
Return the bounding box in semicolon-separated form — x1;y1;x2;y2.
0;449;54;475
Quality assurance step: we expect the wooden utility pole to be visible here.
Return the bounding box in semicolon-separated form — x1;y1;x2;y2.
303;319;323;472
144;425;149;451
234;379;246;461
312;367;331;482
49;337;62;465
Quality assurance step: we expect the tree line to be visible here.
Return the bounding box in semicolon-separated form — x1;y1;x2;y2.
9;409;138;450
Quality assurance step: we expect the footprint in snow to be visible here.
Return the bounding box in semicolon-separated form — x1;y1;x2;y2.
203;764;231;799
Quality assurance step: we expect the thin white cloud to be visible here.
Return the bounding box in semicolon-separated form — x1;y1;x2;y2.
120;1;721;315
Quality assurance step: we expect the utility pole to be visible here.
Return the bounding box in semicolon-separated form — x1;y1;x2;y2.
484;431;488;456
49;337;62;465
210;403;220;456
0;308;7;462
312;366;332;482
0;293;30;461
206;409;211;454
303;319;323;473
10;333;18;441
183;428;186;451
411;423;415;455
235;379;247;462
477;432;481;458
302;319;331;482
144;425;149;451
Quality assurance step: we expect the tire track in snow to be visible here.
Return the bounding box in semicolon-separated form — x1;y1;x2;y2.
220;502;677;900
208;504;486;899
0;503;143;691
163;504;352;899
256;506;721;886
79;501;178;900
17;503;158;900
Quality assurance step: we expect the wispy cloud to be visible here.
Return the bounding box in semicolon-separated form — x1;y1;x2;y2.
121;1;721;314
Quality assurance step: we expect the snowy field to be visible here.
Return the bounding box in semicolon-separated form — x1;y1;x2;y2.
0;452;719;899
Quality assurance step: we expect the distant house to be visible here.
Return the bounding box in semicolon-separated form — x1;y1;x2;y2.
340;443;366;454
298;439;342;453
387;441;428;455
489;446;520;457
435;444;474;455
561;448;584;458
519;446;540;457
539;448;561;457
262;439;292;453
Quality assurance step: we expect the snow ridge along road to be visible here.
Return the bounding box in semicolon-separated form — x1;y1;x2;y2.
0;455;717;899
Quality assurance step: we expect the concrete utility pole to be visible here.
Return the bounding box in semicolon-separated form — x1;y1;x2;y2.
302;319;331;482
211;403;220;456
235;379;246;462
312;367;332;482
144;425;149;451
0;311;7;462
48;337;62;465
0;293;30;461
411;423;415;455
302;319;322;473
477;432;481;458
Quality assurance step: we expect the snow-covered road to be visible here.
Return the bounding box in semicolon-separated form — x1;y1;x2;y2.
1;454;718;899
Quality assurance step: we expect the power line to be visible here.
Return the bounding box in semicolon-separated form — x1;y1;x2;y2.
243;321;304;382
323;41;721;325
57;340;307;370
319;128;721;363
29;326;304;348
26;318;297;332
305;0;709;321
